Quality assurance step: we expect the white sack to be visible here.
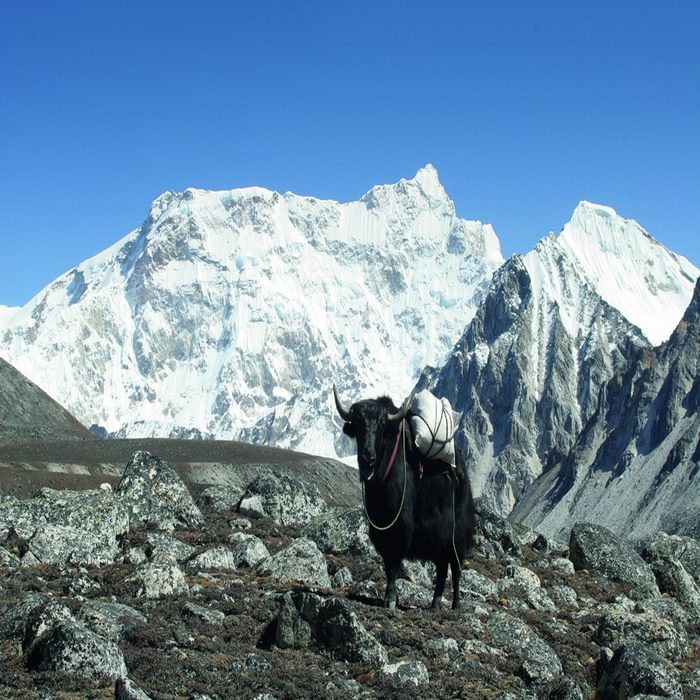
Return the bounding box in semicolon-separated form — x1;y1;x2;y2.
409;390;460;466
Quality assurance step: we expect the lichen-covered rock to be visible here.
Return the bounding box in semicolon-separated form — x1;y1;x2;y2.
487;611;563;684
473;498;522;557
460;568;498;603
144;531;196;563
596;642;683;699
115;677;154;700
0;487;129;566
227;532;270;568
187;546;238;571
238;471;326;526
196;484;246;513
0;545;20;567
274;592;387;666
498;565;556;612
640;531;700;585
301;507;373;556
116;450;203;531
127;555;188;599
78;601;147;643
0;592;49;641
183;602;225;625
316;598;388;666
595;599;689;661
257;537;331;588
26;617;127;680
381;660;430;688
569;522;658;597
647;554;700;621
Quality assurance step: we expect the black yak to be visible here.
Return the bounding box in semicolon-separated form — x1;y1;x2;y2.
333;385;474;610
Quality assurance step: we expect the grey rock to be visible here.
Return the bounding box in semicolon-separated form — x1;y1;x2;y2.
238;470;326;526
595;601;689;661
116;450;204;531
127;556;188;598
473;498;522;556
275;591;387;666
183;602;225;625
0;487;129;566
423;637;460;662
0;545;21;567
316;598;388;665
302;506;373;556
227;532;270;568
115;677;154;700
640;531;700;584
487;611;563;685
0;592;49;641
78;601;147;643
498;565;556;612
459;568;498;602
569;522;658;596
196;484;245;512
647;554;700;620
187;546;238;571
395;578;435;608
144;531;196;563
257;537;331;589
27;617;127;680
381;660;430;688
331;566;353;588
597;642;683;699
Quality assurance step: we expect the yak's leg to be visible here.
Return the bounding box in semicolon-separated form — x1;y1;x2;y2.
383;559;401;610
450;558;462;609
431;559;448;610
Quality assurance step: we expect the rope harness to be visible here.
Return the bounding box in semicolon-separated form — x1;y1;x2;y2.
361;419;462;569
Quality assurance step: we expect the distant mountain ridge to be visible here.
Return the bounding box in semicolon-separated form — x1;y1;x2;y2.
0;166;698;538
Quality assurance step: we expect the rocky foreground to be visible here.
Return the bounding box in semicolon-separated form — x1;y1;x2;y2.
1;451;699;699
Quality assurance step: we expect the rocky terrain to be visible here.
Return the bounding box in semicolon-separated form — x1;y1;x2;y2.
1;449;699;699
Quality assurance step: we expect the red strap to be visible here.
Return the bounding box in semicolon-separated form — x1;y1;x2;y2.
382;421;403;481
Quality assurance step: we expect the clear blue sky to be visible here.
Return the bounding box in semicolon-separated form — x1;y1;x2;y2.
1;0;698;307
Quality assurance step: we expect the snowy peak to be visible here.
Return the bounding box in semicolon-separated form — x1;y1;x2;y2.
557;201;699;345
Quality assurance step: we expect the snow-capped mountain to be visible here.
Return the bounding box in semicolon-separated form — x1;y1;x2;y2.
427;204;698;517
513;277;700;541
0;166;503;456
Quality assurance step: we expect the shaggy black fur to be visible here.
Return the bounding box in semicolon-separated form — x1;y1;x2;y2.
340;395;475;610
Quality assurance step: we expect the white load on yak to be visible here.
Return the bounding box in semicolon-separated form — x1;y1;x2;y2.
409;390;460;467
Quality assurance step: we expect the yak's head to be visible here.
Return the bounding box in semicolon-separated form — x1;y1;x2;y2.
333;385;409;482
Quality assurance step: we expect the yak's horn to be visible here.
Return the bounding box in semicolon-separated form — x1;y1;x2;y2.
387;393;412;423
333;385;352;421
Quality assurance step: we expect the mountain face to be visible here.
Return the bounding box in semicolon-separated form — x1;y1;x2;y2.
0;357;91;443
0;166;503;457
513;278;700;541
427;206;698;520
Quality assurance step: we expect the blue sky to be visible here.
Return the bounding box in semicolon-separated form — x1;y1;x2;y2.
1;0;698;307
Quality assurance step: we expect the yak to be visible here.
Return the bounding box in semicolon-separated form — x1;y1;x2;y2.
333;385;474;610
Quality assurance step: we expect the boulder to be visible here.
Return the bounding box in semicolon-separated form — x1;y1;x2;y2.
144;531;196;563
116;450;203;531
196;484;246;513
115;677;154;700
0;487;129;566
238;471;326;526
640;531;700;584
274;591;388;666
187;546;238;572
487;611;563;685
595;600;689;661
301;507;373;556
647;554;700;621
127;555;188;599
596;642;683;699
227;532;270;568
78;601;147;643
381;660;430;688
26;617;127;680
257;537;331;589
569;523;658;597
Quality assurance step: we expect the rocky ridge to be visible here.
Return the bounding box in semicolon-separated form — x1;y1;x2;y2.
1;451;699;698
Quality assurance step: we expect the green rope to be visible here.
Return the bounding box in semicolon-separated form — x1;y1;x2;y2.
362;422;407;532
